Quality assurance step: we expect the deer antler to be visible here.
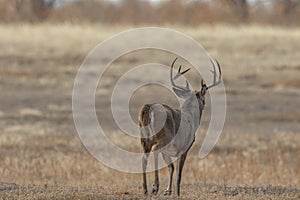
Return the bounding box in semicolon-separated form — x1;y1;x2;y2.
170;57;191;91
207;59;222;89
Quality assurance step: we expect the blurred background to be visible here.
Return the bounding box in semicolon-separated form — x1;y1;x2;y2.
0;0;300;25
0;0;299;199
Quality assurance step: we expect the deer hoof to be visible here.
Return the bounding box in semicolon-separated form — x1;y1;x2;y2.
152;184;159;194
152;188;158;194
164;190;172;196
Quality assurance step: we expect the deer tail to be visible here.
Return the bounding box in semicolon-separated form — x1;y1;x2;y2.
139;104;151;128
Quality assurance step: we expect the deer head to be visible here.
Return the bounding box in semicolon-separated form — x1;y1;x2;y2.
170;58;222;99
170;57;222;114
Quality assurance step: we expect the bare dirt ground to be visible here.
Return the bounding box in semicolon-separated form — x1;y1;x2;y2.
0;24;299;199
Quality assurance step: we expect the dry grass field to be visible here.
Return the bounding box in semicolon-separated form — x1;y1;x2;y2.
0;24;300;199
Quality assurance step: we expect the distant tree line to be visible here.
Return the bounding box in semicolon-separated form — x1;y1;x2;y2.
0;0;299;26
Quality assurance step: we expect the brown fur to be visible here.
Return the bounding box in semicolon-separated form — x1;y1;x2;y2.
138;104;151;128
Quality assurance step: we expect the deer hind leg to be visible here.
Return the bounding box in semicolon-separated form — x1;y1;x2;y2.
176;151;188;196
162;153;174;196
142;152;149;194
141;136;152;195
151;144;160;195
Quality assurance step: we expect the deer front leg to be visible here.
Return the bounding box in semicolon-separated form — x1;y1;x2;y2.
152;147;159;194
162;153;174;196
176;152;188;196
142;153;149;194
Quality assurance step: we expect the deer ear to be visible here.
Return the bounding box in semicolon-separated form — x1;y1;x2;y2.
172;87;192;99
201;85;207;96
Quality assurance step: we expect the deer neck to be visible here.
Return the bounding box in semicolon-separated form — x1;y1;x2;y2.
181;95;201;127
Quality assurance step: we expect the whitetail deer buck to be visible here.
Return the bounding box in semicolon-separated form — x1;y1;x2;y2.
138;57;222;196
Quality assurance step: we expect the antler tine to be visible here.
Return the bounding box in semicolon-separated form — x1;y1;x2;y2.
185;80;190;90
181;68;191;75
207;58;222;89
173;62;191;80
170;57;191;91
170;57;177;87
215;59;222;79
210;59;217;84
